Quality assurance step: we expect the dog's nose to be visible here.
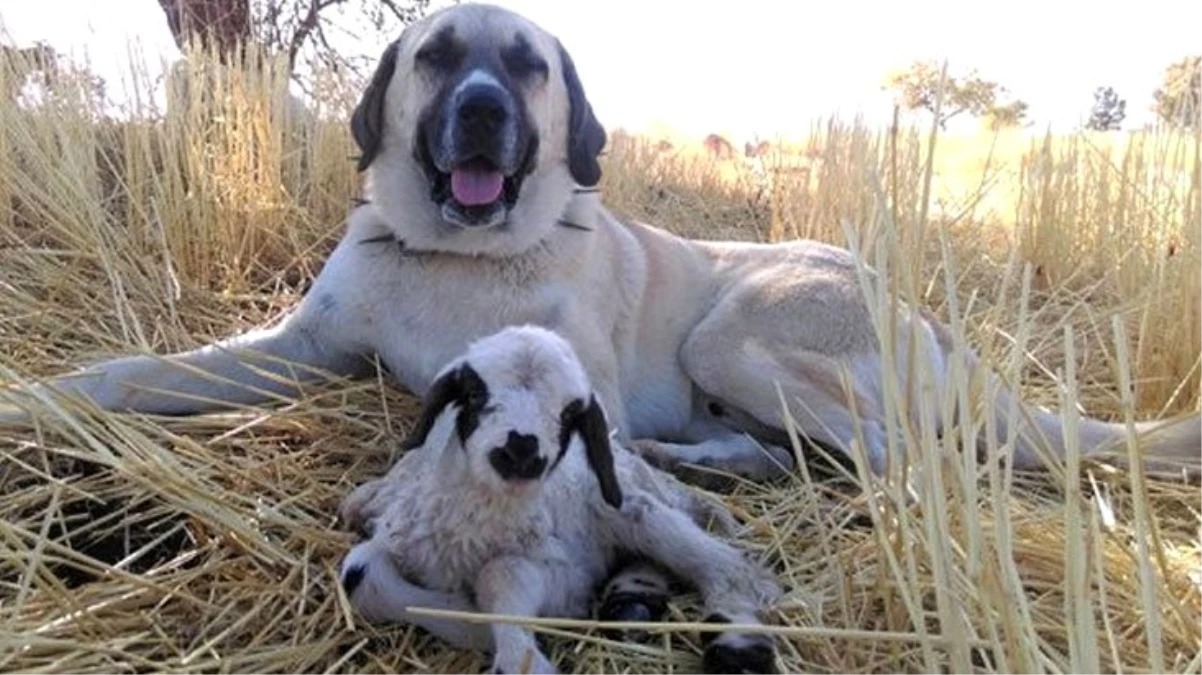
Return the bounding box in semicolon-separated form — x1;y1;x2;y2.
456;85;509;134
489;431;545;481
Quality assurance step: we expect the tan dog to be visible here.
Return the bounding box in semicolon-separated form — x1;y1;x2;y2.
3;3;1196;481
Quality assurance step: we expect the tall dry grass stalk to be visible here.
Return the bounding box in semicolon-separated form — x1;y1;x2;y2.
0;44;1199;673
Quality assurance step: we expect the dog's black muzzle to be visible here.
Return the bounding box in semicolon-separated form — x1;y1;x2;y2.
417;74;538;229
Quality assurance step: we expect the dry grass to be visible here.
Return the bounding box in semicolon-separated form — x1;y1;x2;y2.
1;44;1200;674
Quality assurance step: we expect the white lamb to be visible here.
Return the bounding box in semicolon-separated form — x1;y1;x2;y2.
337;325;783;674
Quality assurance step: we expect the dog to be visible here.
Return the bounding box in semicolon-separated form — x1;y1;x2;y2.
2;3;1197;482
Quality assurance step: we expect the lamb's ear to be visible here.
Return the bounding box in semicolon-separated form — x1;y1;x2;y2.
402;364;464;450
568;395;622;508
555;39;606;188
350;40;400;172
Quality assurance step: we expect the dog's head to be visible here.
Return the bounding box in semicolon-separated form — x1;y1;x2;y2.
402;325;622;508
352;3;606;255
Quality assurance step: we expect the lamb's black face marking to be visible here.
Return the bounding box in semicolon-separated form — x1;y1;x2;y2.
452;364;490;444
402;363;491;450
552;398;585;472
554;395;622;508
413;28;544;229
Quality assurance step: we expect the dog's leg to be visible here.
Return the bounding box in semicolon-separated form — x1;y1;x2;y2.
608;493;781;674
340;537;494;652
631;422;796;484
475;556;558;675
596;558;672;642
0;309;370;423
678;307;897;477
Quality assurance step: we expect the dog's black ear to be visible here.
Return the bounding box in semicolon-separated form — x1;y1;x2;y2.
351;40;400;172
402;364;465;450
561;395;622;508
555;39;606;188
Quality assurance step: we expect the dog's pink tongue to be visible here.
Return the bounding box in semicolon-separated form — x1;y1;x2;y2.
451;168;504;205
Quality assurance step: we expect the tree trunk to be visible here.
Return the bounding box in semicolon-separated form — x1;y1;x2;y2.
157;0;253;61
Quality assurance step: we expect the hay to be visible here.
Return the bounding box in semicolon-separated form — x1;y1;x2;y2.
1;46;1200;674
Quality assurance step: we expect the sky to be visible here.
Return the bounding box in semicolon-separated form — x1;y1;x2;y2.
1;0;1199;140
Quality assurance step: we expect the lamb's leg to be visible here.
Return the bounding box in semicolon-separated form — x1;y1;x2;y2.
609;493;782;674
339;537;493;652
475;556;558;675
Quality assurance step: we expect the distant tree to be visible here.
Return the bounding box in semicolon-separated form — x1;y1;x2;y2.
1;41;106;111
1;42;58;102
1086;86;1126;131
156;0;251;64
1152;55;1201;129
983;99;1029;130
155;0;433;81
703;133;736;160
744;139;772;158
884;60;1028;129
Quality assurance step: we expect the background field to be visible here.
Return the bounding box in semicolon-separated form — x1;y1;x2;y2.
1;46;1199;673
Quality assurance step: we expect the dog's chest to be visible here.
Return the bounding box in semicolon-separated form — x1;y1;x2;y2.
357;254;580;392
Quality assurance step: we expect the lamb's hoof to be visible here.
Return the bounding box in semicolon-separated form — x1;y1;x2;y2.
700;614;778;674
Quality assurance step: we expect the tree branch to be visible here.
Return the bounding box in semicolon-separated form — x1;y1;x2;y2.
287;0;344;70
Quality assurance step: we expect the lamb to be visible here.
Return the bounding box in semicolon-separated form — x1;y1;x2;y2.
337;325;783;674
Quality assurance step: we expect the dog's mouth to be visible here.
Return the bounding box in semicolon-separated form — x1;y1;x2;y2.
426;156;524;228
419;131;537;229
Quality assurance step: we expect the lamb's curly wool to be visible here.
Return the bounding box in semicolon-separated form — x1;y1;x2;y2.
338;325;781;674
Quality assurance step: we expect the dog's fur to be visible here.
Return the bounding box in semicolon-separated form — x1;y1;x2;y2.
338;325;780;674
2;4;1196;481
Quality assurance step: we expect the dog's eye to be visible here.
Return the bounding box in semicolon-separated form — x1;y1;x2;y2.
501;42;548;80
508;54;548;80
416;40;462;71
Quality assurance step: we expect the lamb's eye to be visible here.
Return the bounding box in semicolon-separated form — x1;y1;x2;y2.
464;390;487;409
560;399;584;425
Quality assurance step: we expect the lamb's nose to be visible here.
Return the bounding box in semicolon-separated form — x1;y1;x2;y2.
490;431;545;480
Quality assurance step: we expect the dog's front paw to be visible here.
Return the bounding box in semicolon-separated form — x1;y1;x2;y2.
491;646;557;675
699;614;778;674
597;562;670;643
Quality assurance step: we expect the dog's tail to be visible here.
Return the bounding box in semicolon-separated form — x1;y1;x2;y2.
982;363;1200;481
910;308;1199;480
